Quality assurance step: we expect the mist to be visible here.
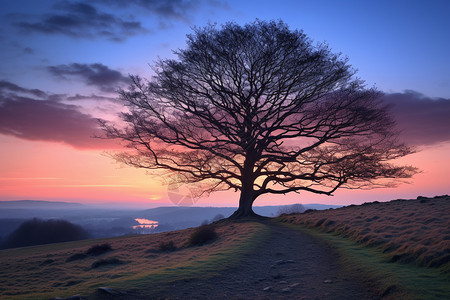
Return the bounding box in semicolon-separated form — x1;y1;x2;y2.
0;200;340;248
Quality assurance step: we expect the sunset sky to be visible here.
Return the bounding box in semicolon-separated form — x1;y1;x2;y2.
0;0;449;208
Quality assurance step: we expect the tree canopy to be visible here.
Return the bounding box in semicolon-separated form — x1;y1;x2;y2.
102;20;417;218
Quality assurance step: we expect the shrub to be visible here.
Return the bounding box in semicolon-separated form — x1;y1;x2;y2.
66;253;88;262
1;218;88;248
40;259;54;266
276;204;305;216
158;241;177;252
189;225;217;246
66;243;112;263
211;214;225;223
86;243;112;256
91;258;122;269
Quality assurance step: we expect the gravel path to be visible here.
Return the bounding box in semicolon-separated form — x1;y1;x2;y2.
129;222;379;300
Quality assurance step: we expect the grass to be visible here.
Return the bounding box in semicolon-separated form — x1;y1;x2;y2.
282;224;450;300
89;221;270;298
91;257;124;269
2;196;448;299
188;224;218;245
86;243;113;256
0;221;269;299
276;196;450;300
278;196;450;274
158;240;177;252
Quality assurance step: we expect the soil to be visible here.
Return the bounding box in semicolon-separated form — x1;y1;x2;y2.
110;221;380;300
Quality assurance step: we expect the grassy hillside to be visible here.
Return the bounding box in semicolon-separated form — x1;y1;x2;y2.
1;196;448;299
0;222;267;299
277;196;450;299
277;195;450;275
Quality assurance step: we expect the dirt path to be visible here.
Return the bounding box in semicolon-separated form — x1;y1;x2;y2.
124;221;379;300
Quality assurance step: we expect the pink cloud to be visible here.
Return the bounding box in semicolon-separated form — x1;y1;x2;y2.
0;81;118;149
2;81;448;150
382;91;450;146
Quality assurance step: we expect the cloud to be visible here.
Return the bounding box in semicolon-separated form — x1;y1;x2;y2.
94;0;199;20
10;1;227;40
23;47;34;55
13;1;147;42
66;93;116;102
0;81;48;98
47;63;130;92
382;91;450;146
3;82;445;150
0;81;117;149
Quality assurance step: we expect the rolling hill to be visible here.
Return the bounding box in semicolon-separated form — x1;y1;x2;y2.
0;196;449;299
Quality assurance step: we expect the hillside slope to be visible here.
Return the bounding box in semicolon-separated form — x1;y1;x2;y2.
0;221;379;300
278;195;450;274
1;196;448;299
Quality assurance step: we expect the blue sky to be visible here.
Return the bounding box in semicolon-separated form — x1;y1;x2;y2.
0;0;449;206
1;0;449;97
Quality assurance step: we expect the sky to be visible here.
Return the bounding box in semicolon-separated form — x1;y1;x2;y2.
0;0;449;208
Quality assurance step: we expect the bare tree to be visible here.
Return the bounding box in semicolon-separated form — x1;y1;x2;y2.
102;20;417;218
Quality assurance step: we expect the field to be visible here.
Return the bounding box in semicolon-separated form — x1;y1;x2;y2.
0;196;449;299
0;222;266;299
277;195;450;275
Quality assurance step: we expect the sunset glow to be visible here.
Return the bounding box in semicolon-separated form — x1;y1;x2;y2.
133;219;159;229
0;0;449;208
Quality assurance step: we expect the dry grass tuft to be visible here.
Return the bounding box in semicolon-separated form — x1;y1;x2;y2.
86;243;112;256
188;225;218;246
158;240;177;252
91;257;123;269
278;195;450;273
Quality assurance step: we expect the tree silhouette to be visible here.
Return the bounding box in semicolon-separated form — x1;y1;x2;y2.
2;218;88;248
102;20;417;218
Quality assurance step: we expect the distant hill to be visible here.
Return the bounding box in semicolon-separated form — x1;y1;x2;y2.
139;204;342;226
0;200;86;210
0;201;341;236
0;200;339;213
302;203;342;210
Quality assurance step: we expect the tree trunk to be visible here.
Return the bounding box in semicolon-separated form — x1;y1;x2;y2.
229;155;260;219
229;188;258;219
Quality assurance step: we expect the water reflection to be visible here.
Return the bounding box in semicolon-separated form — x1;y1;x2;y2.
133;218;159;229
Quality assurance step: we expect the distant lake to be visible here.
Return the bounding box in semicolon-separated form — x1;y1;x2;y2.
133;218;159;229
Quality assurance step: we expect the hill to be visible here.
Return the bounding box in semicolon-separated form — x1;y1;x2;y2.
0;221;266;299
1;197;448;299
0;200;86;210
0;202;340;238
278;195;450;274
140;204;341;223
